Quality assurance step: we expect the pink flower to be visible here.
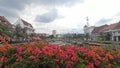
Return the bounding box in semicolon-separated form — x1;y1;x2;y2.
86;63;94;68
71;56;77;62
85;65;91;68
29;56;36;60
0;56;6;61
65;62;72;68
17;47;22;54
55;59;59;63
32;47;41;55
34;58;40;62
95;60;100;66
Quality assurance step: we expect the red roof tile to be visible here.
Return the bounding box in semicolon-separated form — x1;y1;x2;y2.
92;25;108;33
21;19;33;28
0;16;12;28
92;21;120;33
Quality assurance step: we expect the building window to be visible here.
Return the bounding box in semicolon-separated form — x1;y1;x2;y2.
118;31;120;33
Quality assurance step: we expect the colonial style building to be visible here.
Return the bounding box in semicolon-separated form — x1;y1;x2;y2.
91;25;108;40
83;17;94;40
84;25;94;37
14;18;34;37
92;21;120;41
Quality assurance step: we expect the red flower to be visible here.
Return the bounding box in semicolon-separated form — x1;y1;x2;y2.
85;65;91;68
95;60;100;66
55;59;59;63
0;56;6;61
71;56;77;62
106;52;114;60
108;63;112;68
29;56;36;60
15;56;23;62
65;61;73;68
34;58;40;62
86;63;94;68
16;47;22;54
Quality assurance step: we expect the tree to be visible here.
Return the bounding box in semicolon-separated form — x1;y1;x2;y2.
99;32;107;41
48;35;54;39
0;23;12;37
22;27;28;38
13;25;28;38
85;33;90;40
30;33;37;37
104;32;111;41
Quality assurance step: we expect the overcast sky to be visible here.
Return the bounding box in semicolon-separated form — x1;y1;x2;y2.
0;0;120;34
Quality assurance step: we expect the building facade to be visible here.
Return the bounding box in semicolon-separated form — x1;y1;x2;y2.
37;33;49;38
91;25;108;41
83;17;94;40
92;21;120;41
52;30;57;37
14;18;34;37
84;24;94;40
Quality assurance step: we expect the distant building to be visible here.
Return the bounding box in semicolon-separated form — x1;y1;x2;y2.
14;18;34;37
37;33;49;38
91;25;108;40
84;25;94;36
52;30;57;37
57;34;63;38
92;21;120;41
83;17;94;40
0;16;12;28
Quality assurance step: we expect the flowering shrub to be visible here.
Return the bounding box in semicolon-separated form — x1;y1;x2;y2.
0;41;120;68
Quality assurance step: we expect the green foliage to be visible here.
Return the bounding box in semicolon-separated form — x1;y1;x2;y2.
13;25;28;38
85;33;90;40
0;41;120;68
98;32;111;41
0;23;12;37
48;35;54;39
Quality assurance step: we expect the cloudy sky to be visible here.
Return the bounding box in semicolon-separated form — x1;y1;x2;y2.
0;0;120;34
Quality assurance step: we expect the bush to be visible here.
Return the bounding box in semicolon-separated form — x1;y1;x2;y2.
0;41;120;68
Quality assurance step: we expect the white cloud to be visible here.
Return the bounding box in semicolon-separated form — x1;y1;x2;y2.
14;0;120;34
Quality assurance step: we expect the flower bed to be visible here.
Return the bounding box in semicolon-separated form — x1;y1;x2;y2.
0;41;120;68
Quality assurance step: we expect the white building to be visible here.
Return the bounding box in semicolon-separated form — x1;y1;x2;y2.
84;25;94;40
14;18;34;36
91;21;120;41
52;30;57;37
83;17;94;40
84;25;94;35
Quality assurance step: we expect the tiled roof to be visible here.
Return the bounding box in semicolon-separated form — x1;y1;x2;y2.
92;21;120;33
0;16;12;28
92;25;108;33
21;19;33;28
103;23;118;30
114;22;120;29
